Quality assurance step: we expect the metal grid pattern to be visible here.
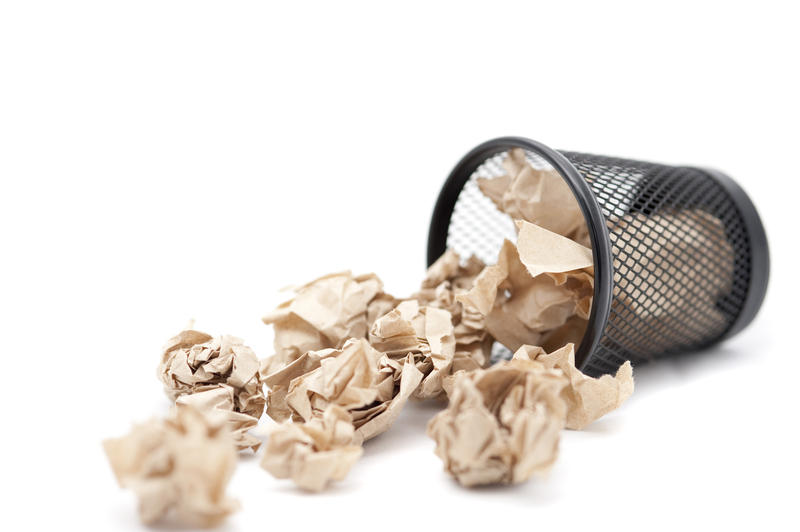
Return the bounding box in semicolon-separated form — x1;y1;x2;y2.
446;151;552;264
565;152;751;375
445;150;752;376
445;153;517;265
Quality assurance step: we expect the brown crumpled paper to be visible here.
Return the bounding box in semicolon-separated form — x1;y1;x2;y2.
158;329;265;451
426;357;568;487
260;405;363;492
411;249;492;369
176;387;261;451
285;338;381;422
260;338;424;489
369;300;461;399
477;147;590;246
352;351;424;442
263;337;423;444
457;220;594;352
513;343;634;430
262;271;397;375
158;329;265;420
103;406;238;526
263;348;338;424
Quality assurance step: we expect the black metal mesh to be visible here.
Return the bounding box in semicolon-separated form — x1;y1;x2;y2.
445;150;752;376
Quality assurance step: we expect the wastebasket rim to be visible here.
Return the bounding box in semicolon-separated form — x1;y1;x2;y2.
426;136;614;370
697;167;770;340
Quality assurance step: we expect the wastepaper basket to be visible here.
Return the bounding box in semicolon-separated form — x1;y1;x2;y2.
428;137;769;377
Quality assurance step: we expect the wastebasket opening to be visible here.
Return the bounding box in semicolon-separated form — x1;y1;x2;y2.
428;137;768;377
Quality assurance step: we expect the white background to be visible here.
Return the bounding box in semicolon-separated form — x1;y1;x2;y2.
1;2;798;531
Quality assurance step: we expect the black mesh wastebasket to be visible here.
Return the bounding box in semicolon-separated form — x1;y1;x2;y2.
427;137;769;377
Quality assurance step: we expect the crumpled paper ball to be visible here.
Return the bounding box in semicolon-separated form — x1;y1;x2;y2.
103;406;239;526
158;329;265;420
427;358;568;486
260;405;363;492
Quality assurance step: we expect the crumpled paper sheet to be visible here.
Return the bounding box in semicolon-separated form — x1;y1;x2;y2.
262;271;396;375
158;329;265;420
261;251;488;423
426;357;568;487
264;338;423;444
513;343;634;430
419;248;484;291
260;339;423;489
457;220;594;352
263;348;338;423
478;147;590;246
352;352;423;442
411;250;492;369
369;300;459;399
285;338;381;421
261;405;363;492
176;387;261;451
103;406;238;526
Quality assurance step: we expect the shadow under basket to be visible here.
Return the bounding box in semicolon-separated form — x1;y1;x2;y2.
427;137;769;377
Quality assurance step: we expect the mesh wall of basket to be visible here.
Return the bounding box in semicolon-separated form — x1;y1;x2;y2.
427;137;769;377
